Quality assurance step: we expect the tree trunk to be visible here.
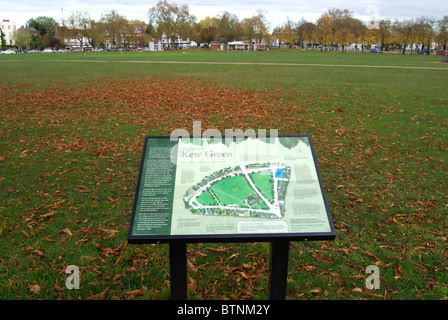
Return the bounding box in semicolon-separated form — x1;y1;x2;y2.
402;44;406;54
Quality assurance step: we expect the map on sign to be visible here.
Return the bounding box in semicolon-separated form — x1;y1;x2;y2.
128;135;336;243
183;163;290;219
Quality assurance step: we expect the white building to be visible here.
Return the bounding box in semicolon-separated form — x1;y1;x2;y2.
64;37;92;51
0;19;17;46
159;32;193;49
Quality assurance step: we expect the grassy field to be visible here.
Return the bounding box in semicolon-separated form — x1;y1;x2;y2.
0;49;447;300
211;175;254;207
249;172;275;204
196;189;219;207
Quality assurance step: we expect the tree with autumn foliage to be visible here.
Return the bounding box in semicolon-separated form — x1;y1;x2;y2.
325;9;366;51
315;14;334;46
297;19;316;47
276;18;296;45
393;19;418;54
414;17;436;54
241;11;269;47
376;20;393;51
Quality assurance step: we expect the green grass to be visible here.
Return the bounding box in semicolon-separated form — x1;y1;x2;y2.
196;188;219;206
249;171;274;204
2;48;448;66
210;175;254;207
0;50;447;300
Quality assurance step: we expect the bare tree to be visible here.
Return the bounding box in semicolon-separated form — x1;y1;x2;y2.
148;0;195;49
100;10;128;49
67;11;91;51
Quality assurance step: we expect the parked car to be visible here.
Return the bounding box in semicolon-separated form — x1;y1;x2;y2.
3;49;16;54
419;49;429;54
370;48;380;53
436;50;448;55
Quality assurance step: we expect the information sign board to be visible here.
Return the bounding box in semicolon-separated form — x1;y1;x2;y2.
128;135;335;243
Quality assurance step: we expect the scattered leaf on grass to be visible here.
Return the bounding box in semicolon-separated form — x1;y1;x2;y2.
309;287;322;294
60;228;72;236
28;284;41;294
40;210;58;219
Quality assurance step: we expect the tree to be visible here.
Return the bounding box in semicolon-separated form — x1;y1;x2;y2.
0;29;5;49
199;26;219;43
12;29;32;51
242;11;269;48
437;16;448;50
30;34;46;50
345;17;366;50
148;0;195;49
100;10;128;49
277;18;296;45
66;11;92;51
394;19;417;54
198;16;220;29
85;20;107;48
376;19;393;51
216;11;243;43
316;14;334;46
26;16;57;37
414;17;435;54
327;9;360;51
123;20;149;48
296;19;316;47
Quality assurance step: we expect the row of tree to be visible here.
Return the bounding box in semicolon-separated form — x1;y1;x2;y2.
275;9;448;53
8;0;448;52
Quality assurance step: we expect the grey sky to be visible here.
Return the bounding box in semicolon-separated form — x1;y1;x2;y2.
1;0;447;29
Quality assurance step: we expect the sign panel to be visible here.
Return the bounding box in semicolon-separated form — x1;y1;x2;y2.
128;135;335;243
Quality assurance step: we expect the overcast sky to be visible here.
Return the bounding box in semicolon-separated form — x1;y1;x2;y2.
1;0;447;30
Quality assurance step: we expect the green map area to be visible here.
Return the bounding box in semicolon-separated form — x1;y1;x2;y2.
183;163;290;219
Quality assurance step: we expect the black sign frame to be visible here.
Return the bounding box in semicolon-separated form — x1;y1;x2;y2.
127;134;336;244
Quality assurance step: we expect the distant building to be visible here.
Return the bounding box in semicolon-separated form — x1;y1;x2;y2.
210;40;269;51
18;26;40;37
159;32;193;49
0;19;17;45
209;41;225;51
227;41;249;51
